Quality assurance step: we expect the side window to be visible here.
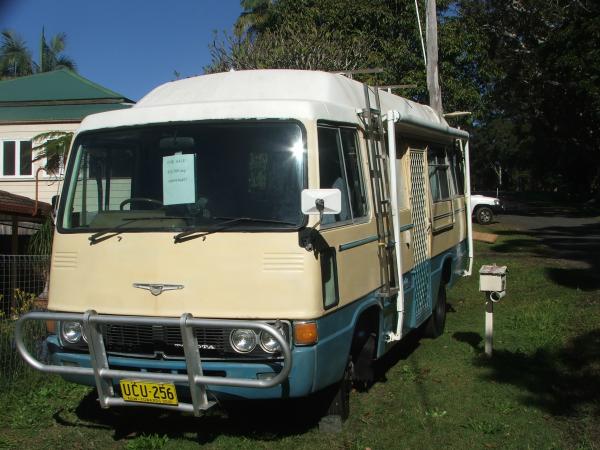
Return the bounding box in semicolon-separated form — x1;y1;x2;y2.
320;247;339;309
449;143;465;195
318;125;367;225
339;128;367;218
428;146;450;202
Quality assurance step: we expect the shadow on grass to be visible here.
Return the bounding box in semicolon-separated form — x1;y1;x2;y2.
53;392;326;445
51;332;428;444
487;221;600;291
453;329;600;418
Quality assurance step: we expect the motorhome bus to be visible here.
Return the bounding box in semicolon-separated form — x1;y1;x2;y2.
16;70;473;420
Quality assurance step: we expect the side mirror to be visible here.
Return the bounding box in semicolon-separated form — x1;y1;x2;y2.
301;189;341;216
298;189;340;252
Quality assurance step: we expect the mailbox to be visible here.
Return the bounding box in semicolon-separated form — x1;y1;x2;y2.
479;264;507;301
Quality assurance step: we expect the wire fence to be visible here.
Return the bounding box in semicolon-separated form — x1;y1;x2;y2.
0;254;50;388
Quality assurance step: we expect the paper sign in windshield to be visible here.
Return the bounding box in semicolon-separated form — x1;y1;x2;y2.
163;154;195;205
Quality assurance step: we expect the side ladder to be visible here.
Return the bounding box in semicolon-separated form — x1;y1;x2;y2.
360;84;398;298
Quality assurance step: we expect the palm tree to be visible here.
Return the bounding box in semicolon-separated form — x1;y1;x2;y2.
234;0;276;37
27;131;73;257
32;131;73;176
0;28;76;79
0;30;35;78
39;28;76;72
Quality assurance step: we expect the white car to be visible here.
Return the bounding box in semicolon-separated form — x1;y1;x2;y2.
470;194;503;225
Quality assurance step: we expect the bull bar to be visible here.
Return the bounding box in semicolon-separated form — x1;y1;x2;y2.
15;310;293;416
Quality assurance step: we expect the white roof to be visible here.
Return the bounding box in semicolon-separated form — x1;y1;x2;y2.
77;70;458;138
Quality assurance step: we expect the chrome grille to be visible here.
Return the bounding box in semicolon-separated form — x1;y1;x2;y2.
101;323;287;359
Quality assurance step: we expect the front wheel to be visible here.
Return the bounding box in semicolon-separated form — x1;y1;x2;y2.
424;282;447;338
325;359;352;420
475;206;494;225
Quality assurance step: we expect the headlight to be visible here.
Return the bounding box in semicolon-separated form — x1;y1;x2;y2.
494;199;500;205
61;321;84;344
230;329;257;353
259;329;282;353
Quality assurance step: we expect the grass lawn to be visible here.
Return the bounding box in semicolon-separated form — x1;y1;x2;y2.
0;221;598;449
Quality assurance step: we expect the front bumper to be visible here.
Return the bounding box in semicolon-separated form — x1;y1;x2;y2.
47;334;316;401
16;311;297;415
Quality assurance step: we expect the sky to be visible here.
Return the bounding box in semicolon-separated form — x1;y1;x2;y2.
0;0;242;101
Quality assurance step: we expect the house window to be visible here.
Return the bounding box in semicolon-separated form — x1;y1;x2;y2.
2;140;33;176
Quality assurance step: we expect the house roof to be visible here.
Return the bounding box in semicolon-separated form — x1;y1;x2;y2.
0;69;133;123
0;189;50;218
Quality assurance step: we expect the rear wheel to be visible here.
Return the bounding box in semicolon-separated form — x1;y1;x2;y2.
424;282;447;338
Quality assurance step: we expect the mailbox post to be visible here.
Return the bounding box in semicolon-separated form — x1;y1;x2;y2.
479;265;508;357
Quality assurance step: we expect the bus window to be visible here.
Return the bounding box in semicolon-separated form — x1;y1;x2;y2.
318;125;367;225
339;128;367;219
428;146;451;202
449;143;465;196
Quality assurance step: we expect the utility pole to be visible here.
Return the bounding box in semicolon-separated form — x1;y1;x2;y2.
425;0;443;116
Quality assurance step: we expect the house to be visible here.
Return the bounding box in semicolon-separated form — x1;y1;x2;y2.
0;69;134;251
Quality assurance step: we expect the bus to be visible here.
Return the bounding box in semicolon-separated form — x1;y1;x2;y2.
16;69;473;421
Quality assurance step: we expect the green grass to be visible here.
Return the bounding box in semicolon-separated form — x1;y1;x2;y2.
0;221;598;449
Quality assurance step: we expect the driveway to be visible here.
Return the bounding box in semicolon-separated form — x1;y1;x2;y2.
496;202;600;290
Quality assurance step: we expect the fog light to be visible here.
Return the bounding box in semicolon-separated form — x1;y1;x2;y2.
230;329;257;353
61;321;83;344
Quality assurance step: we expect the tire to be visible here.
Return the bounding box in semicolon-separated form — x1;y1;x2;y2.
319;360;353;432
475;206;494;225
352;333;376;391
424;282;447;338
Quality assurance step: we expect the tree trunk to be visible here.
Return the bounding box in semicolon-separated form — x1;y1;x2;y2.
426;0;443;116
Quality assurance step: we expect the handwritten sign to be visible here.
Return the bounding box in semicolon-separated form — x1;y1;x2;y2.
162;154;196;205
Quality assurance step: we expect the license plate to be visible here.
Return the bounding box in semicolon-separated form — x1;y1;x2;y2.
120;379;178;406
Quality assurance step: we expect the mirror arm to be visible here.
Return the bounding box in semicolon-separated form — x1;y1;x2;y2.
299;198;327;252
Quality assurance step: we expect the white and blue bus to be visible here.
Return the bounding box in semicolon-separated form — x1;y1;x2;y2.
17;70;473;420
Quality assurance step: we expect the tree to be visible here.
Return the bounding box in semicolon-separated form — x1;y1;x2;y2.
234;0;277;37
457;0;600;194
32;131;73;176
208;0;483;117
39;29;76;72
0;30;35;78
0;28;76;79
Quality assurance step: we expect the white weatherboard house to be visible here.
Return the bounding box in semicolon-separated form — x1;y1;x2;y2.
0;69;133;246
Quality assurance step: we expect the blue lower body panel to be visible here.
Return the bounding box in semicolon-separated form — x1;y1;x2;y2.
46;293;378;401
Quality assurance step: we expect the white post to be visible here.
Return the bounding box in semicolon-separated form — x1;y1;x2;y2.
463;139;473;276
485;297;493;357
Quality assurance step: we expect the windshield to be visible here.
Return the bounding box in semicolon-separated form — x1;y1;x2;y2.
60;121;306;232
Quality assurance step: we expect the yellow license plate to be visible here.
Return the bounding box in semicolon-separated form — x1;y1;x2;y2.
120;379;178;406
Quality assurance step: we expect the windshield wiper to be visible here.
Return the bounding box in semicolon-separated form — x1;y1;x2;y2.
173;216;298;244
89;216;188;245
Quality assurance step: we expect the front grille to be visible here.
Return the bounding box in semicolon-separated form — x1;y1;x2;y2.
101;323;288;360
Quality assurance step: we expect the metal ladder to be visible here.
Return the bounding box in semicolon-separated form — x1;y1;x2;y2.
359;84;398;298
